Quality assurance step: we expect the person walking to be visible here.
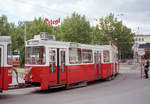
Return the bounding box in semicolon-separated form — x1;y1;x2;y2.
144;61;149;79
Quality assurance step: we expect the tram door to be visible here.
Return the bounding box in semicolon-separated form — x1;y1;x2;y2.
0;46;3;90
99;52;102;78
59;49;66;84
94;51;101;79
49;48;66;85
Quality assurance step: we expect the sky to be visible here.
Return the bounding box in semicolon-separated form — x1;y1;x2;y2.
0;0;150;34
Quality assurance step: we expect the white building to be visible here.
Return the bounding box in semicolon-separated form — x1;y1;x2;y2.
133;34;150;62
134;34;150;44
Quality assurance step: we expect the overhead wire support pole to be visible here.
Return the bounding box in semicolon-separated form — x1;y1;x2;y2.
24;23;26;43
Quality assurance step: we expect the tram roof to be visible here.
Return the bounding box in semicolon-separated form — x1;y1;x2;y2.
26;38;98;49
26;35;117;52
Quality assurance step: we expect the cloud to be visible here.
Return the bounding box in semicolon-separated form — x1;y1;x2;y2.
0;0;150;34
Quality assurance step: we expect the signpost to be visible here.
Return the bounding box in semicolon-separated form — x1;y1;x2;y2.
137;49;145;79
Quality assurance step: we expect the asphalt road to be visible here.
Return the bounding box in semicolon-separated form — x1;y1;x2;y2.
1;68;150;104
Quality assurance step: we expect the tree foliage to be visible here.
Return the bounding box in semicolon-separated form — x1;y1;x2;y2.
60;12;92;44
0;15;12;36
93;13;134;59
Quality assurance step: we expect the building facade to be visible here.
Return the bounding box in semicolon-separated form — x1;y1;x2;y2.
134;34;150;44
133;34;150;62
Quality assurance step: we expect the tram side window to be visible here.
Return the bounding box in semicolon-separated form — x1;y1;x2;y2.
25;46;46;65
49;50;56;73
69;48;81;64
103;50;110;62
7;44;12;65
61;51;65;72
82;49;93;63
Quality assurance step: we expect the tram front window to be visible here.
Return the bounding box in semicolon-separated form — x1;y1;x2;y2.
25;46;46;65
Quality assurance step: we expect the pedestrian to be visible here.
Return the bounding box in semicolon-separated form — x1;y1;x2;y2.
144;61;149;79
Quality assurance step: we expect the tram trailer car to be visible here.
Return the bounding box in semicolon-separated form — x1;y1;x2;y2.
99;45;119;79
25;33;119;90
0;36;13;92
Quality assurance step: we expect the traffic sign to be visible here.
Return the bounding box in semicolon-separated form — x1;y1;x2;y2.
138;49;145;56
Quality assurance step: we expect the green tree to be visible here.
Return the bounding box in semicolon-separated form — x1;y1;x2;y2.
92;25;108;45
60;12;92;44
96;13;134;60
25;17;53;40
0;15;12;36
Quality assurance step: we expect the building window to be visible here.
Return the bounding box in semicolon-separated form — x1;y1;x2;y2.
142;38;144;41
139;38;141;42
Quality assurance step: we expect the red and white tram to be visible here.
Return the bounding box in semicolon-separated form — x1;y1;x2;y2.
24;33;119;90
0;36;13;92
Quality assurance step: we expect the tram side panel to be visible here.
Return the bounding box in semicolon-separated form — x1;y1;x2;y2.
67;65;86;84
101;63;112;79
67;64;96;84
0;45;13;91
0;67;12;91
67;48;96;84
86;64;97;81
2;67;12;90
